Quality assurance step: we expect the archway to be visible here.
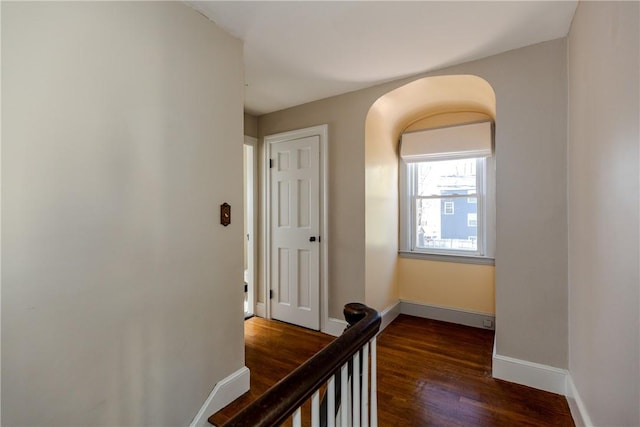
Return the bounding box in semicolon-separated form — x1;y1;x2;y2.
363;75;496;320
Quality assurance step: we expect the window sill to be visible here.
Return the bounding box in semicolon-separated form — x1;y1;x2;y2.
398;251;495;266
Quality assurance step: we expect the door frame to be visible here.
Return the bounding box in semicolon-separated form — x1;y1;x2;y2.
262;124;329;331
244;136;258;316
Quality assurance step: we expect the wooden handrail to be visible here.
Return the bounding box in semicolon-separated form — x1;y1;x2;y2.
221;303;381;427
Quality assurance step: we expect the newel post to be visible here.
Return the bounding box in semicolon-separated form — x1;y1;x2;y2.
344;302;368;328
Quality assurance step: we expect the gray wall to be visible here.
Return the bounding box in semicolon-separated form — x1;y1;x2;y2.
568;1;640;425
258;92;378;316
487;40;568;368
1;2;245;426
259;39;568;369
244;112;258;138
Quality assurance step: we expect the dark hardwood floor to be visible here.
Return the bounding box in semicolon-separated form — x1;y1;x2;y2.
209;315;574;426
377;315;573;426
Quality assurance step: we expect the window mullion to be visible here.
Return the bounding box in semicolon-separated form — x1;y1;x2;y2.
476;158;484;256
411;164;417;251
416;194;476;200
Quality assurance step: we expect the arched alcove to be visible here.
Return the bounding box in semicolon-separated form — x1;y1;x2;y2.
363;75;496;314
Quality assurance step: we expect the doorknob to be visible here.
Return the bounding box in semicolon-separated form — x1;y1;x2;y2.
309;236;317;242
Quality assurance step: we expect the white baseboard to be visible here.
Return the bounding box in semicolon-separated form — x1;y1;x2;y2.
189;366;250;427
491;342;567;395
323;317;348;337
566;375;594;427
400;300;495;330
380;302;401;333
491;351;594;426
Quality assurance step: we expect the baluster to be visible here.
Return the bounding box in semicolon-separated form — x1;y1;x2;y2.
353;351;360;427
341;363;349;427
371;337;378;427
361;342;369;426
292;407;302;427
347;376;352;425
312;390;320;427
328;375;336;427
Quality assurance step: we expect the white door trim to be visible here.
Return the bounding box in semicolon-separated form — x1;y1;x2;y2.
244;136;257;316
263;125;329;332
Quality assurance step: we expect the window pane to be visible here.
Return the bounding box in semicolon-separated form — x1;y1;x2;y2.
416;158;477;197
416;198;478;251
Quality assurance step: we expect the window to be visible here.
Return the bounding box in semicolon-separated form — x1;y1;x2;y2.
399;121;495;261
443;201;455;215
410;158;482;253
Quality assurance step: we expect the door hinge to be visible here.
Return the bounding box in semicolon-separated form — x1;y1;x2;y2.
269;289;274;300
269;159;274;169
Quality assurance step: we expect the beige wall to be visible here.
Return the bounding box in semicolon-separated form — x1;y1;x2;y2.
363;100;401;312
1;2;244;426
244;112;258;138
399;259;495;314
259;39;568;368
567;1;640;425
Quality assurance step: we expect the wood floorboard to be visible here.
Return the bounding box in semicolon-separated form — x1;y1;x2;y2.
209;315;574;426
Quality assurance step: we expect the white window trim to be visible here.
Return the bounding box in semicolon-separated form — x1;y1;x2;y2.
399;156;495;263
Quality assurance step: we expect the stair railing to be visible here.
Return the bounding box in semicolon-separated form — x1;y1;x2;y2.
221;303;381;427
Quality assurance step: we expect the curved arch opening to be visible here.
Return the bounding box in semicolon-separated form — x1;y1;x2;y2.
363;75;497;317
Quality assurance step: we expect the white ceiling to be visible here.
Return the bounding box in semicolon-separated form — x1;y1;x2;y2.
187;1;577;116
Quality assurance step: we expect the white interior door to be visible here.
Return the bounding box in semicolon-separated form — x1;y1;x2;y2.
270;135;320;330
